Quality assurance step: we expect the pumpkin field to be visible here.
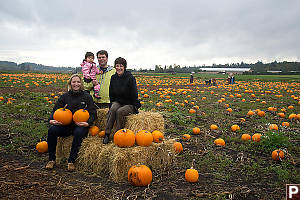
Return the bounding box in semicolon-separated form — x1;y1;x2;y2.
0;71;299;199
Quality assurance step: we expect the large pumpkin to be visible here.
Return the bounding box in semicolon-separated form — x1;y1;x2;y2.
135;130;153;147
36;140;48;153
114;129;135;147
53;106;72;125
73;109;90;123
152;130;164;143
128;165;152;186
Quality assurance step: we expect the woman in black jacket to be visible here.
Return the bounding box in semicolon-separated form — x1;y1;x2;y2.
103;57;141;144
46;74;97;171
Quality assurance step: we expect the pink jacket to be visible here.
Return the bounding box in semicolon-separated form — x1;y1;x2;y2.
80;61;100;80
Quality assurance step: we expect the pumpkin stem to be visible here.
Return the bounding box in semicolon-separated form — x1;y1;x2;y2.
63;104;68;110
83;104;88;111
191;159;195;169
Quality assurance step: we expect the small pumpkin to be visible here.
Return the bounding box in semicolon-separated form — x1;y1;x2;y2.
135;130;153;147
241;134;251;141
182;134;191;140
272;150;284;161
89;125;99;136
288;113;296;120
36;140;48;153
98;130;105;137
214;138;225;146
247;110;255;116
152;130;164;143
128;165;152;186
185;159;199;183
189;109;196;114
73;109;90;123
192;127;200;135
226;108;233;113
210;124;218;130
277;112;285;118
269;124;278;131
53;105;72;125
257;111;265;117
114;129;135;147
173;142;183;153
231;124;240;132
282;122;290;127
252;133;262;142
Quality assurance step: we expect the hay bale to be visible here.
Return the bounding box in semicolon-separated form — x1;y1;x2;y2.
55;136;73;164
76;137;176;182
94;109;165;134
125;111;164;133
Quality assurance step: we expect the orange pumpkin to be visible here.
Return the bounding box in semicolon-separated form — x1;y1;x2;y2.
214;138;225;146
189;109;196;114
185;168;199;183
241;134;251;141
282;122;289;127
182;134;191;140
231;125;240;132
269;124;278;131
89;125;99;136
98;130;105;137
128;165;152;186
257;111;265;117
277;112;285;118
53;106;73;125
136;130;153;146
152;130;164;143
288;113;296;120
114;129;135;147
272;150;284;161
73;109;90;123
173;142;183;153
247;110;255;116
36;140;48;153
227;108;233;113
252;133;262;142
192;127;200;135
210;124;218;130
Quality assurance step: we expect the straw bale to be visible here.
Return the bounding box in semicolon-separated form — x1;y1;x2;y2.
94;108;109;131
125;111;164;133
55;136;73;164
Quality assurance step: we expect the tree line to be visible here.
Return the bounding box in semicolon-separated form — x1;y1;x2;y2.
0;60;299;74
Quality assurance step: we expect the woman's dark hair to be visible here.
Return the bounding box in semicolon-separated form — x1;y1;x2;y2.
114;57;127;69
85;52;94;60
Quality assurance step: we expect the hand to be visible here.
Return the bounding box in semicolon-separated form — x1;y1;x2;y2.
75;121;89;127
49;120;62;126
92;80;98;86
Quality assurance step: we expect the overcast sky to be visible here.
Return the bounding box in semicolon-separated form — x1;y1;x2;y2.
0;0;299;69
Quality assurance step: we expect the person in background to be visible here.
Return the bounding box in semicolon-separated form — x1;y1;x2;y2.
80;52;101;98
88;50;116;109
103;57;141;144
189;73;194;83
46;74;97;171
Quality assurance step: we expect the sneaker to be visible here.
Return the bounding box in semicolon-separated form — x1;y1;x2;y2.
93;93;101;99
45;161;55;169
68;163;75;171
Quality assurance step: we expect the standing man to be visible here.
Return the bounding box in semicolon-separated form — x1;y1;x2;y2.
85;50;116;108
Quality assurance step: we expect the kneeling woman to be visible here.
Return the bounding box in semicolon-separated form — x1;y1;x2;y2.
46;74;97;171
103;57;141;144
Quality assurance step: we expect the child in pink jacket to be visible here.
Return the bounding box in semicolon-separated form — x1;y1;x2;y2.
81;52;101;98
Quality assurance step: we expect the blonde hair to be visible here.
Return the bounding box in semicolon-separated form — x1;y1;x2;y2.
67;74;84;91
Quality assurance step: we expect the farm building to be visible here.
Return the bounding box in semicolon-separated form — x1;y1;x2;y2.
198;68;252;74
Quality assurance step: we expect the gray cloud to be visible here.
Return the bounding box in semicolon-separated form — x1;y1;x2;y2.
0;0;299;68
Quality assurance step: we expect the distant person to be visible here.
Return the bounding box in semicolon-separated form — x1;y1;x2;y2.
212;78;217;86
46;74;97;171
91;50;116;108
231;75;235;84
81;52;101;99
189;74;194;83
103;57;141;144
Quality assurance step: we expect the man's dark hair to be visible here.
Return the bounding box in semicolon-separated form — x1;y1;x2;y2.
96;50;108;58
114;57;127;69
85;52;94;59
